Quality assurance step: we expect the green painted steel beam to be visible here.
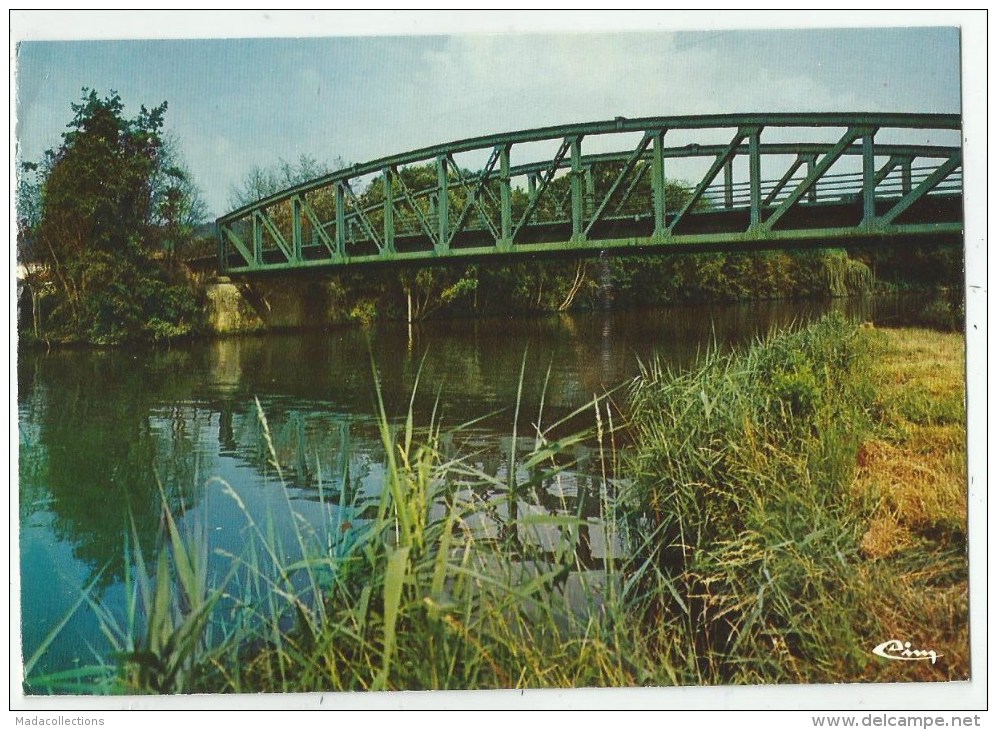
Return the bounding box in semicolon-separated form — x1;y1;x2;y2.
340;180;383;251
297;196;338;259
436;156;450;254
221;219;963;275
255;210;294;262
499;144;512;247
447;149;501;245
749;128;762;227
760;126;873;231
511;138;571;240
723;158;734;209
877;152;962;226
613;162;649;215
763;155;804;205
862;132;876;223
873;155;904;187
391;165;438;247
383;167;395;254
651;130;667;237
252;214;263;265
804;154;818;204
669;127;754;233
570;136;584;241
335;184;346;258
222;224;255;267
220;112;958;223
292;197;303;262
495;142;957;181
217;113;963;275
586;131;654;237
222;142;958;234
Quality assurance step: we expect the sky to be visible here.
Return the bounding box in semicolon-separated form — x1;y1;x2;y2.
12;12;968;218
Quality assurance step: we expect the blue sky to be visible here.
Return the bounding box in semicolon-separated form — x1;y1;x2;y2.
14;16;963;218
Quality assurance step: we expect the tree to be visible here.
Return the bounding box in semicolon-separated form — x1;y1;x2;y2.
27;89;205;343
228;153;345;209
151;135;209;261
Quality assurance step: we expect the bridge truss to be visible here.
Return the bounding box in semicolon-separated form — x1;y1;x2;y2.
216;113;962;274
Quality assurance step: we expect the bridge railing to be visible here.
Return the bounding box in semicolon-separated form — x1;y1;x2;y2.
217;113;962;273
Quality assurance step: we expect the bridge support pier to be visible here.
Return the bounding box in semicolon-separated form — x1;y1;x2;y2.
205;276;350;334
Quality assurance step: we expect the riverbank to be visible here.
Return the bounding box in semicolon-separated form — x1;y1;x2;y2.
850;326;968;681
22;316;968;693
620;319;968;684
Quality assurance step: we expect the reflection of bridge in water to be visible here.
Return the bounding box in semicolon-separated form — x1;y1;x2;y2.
217;113;962;276
212;400;619;571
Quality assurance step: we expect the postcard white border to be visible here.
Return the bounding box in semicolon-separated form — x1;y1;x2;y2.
7;9;988;717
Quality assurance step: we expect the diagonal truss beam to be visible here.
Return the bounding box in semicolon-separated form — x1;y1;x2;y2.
763;155;805;205
613;162;650;215
584;132;654;236
511;138;572;240
447;148;502;244
876;151;962;226
760;126;873;231
668;126;755;233
255;210;294;261
222;224;256;267
391;165;439;247
340;180;385;252
294;195;339;258
872;155;906;187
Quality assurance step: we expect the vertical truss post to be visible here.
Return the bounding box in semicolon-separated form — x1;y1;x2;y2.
584;165;596;219
383;167;395;254
527;173;538;225
216;225;226;272
499;144;512;247
749;128;762;227
436;156;449;254
901;158;912;195
291;197;303;262
723;158;734;209
862;131;876;223
335;183;346;259
651;129;667;238
805;154;818;203
252;213;263;266
570;136;584;241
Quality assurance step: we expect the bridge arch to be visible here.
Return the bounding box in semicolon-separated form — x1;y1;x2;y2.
216;113;962;274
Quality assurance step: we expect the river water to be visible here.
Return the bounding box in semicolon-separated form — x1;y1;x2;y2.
16;296;926;683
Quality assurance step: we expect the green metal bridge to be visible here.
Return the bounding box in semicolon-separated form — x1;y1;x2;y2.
216;113;962;274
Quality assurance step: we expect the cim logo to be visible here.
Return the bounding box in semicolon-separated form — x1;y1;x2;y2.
872;639;942;664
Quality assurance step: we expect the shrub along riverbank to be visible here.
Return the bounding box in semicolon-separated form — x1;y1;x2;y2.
25;316;968;694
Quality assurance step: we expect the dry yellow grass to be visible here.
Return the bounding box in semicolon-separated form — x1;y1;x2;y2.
853;327;966;553
850;326;969;681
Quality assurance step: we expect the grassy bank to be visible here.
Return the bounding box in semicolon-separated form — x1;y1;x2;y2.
849;327;968;681
25;317;968;694
620;318;967;684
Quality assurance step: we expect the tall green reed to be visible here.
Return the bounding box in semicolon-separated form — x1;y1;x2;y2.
619;314;878;684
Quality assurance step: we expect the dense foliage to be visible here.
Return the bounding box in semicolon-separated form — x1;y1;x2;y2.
18;90;207;344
